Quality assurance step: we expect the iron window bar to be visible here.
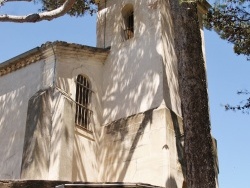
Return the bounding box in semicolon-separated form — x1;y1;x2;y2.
124;11;134;40
75;109;93;131
75;75;92;131
76;82;94;93
124;28;134;40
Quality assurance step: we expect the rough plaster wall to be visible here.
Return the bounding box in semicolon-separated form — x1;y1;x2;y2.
21;89;52;180
47;91;75;180
100;0;164;124
56;54;103;126
72;126;98;182
0;180;163;188
20;88;75;181
55;54;103;181
97;0;161;48
159;0;182;117
99;107;184;187
0;59;54;179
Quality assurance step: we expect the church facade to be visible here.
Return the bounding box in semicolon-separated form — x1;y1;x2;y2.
0;0;217;187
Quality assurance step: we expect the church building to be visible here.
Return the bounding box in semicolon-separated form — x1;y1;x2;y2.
0;0;218;187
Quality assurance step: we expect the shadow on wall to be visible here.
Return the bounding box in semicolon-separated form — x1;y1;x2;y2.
0;0;182;183
170;110;186;178
160;0;181;115
101;0;181;124
55;53;102;181
99;109;155;182
96;0;183;186
102;1;164;124
166;175;186;188
97;2;162;184
21;87;74;180
21;89;51;179
166;176;177;188
0;62;43;179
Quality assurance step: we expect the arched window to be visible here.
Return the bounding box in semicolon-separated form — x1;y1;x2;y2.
75;75;92;131
122;4;134;40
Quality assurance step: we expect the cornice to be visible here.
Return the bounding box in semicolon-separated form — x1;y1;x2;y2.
197;0;211;15
0;41;110;77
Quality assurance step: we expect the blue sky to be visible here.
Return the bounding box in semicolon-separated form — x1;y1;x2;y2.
206;31;250;187
1;1;250;188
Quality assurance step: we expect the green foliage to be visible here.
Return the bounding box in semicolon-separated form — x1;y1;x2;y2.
205;0;250;59
205;0;250;113
39;0;97;16
225;90;250;113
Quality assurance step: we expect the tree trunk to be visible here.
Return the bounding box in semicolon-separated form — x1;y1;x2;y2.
168;1;216;187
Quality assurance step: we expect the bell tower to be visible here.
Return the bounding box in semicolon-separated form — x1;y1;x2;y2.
95;0;215;188
97;0;182;121
97;0;184;187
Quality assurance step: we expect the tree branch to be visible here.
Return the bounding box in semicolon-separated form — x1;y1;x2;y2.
0;0;76;22
0;0;31;6
5;0;32;2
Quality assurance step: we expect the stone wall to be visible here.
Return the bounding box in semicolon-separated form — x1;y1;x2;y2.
0;180;71;188
0;180;163;188
98;107;184;187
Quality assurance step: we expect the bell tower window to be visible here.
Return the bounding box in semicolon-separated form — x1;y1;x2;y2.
122;4;134;40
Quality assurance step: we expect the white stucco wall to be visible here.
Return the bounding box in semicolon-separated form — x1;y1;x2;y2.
98;107;184;187
56;49;104;127
159;0;182;116
55;49;105;181
0;44;108;181
97;0;182;124
72;127;98;181
98;0;165;124
97;1;185;186
0;57;54;179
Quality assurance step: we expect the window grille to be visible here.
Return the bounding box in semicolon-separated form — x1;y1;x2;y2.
124;11;134;40
75;75;92;131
